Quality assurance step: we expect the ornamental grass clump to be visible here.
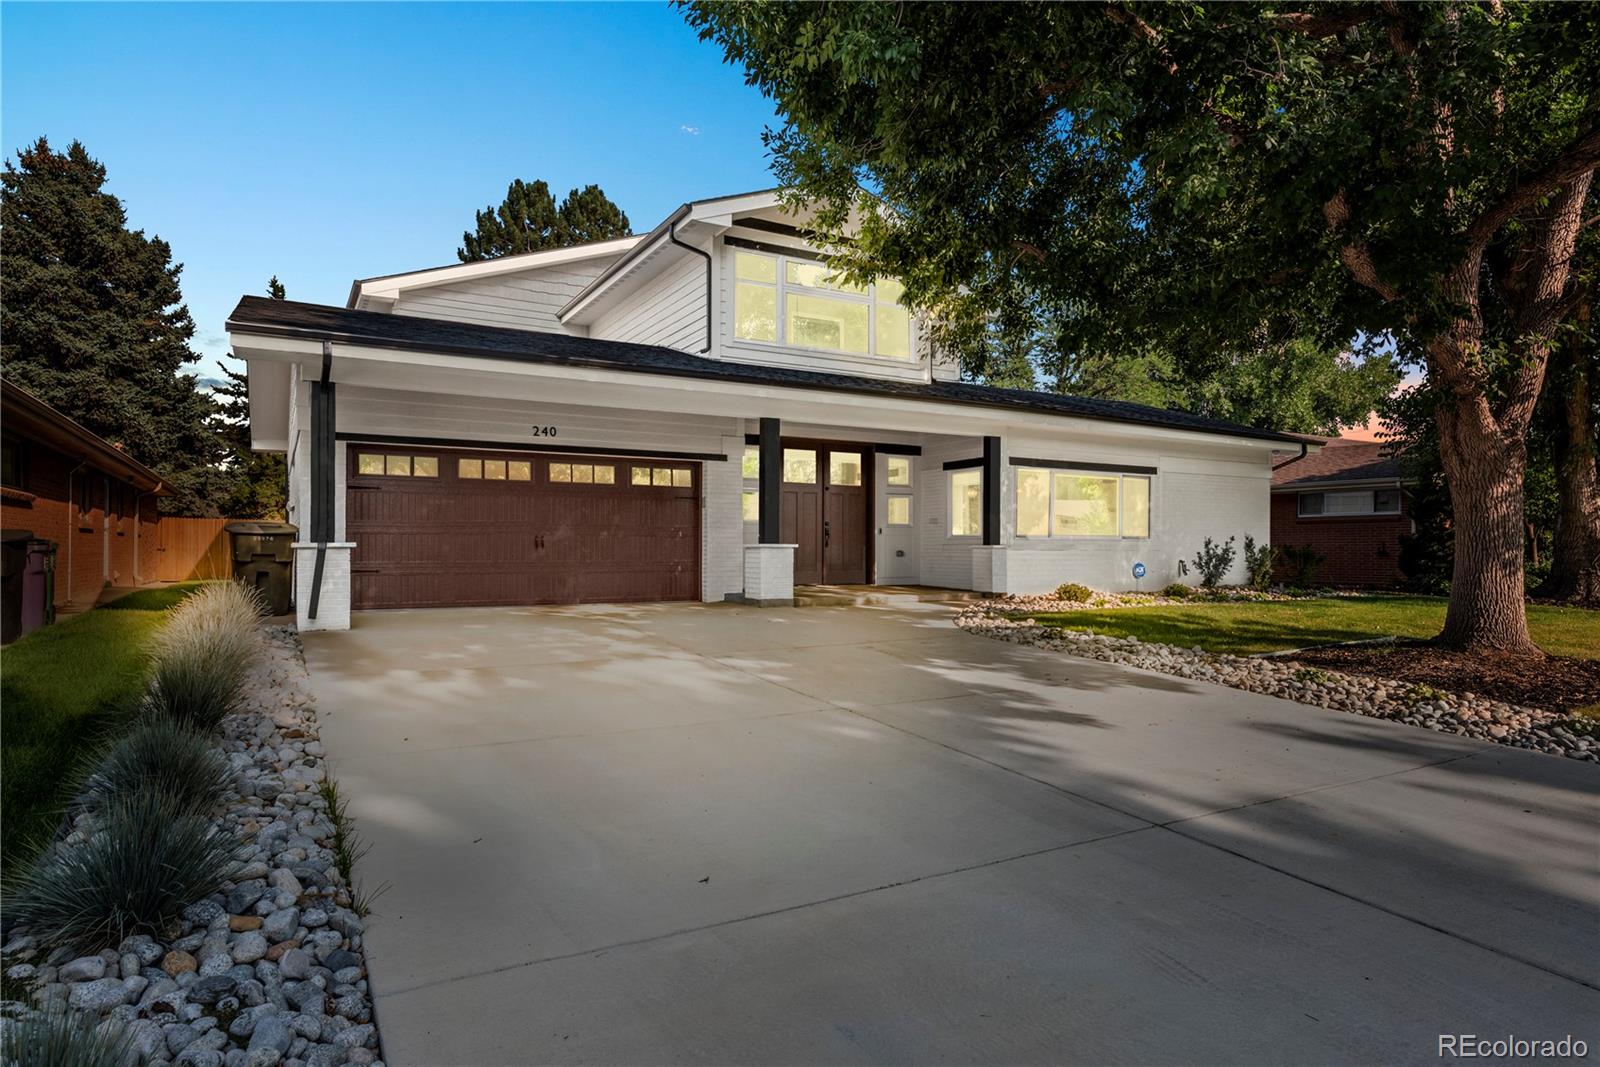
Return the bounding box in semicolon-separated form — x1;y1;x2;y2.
0;1007;139;1067
6;789;243;952
143;581;266;732
1054;582;1094;603
78;719;233;818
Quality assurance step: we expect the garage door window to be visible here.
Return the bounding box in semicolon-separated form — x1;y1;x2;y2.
484;460;507;480
632;466;692;488
359;453;438;477
550;463;614;484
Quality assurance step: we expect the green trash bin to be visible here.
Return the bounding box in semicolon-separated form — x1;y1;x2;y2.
225;521;298;616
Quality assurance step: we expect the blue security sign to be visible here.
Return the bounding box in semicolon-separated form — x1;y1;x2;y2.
1132;562;1147;580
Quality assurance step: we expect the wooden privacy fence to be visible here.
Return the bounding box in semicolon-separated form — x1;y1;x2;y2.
148;517;234;581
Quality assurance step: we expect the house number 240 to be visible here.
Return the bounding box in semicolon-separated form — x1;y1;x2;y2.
530;425;558;437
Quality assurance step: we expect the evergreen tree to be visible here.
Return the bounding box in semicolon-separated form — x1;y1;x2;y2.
213;278;288;519
458;179;630;261
0;137;222;514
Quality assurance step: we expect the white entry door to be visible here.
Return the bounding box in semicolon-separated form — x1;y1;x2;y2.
875;453;918;583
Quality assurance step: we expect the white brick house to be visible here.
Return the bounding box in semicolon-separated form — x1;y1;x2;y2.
228;189;1302;630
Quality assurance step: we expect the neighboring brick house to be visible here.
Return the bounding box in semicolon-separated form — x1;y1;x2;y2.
1;378;169;609
1271;438;1412;587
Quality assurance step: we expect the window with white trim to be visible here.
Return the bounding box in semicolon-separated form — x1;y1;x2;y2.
733;250;913;360
1015;469;1151;539
949;469;983;537
1298;488;1400;517
741;446;760;523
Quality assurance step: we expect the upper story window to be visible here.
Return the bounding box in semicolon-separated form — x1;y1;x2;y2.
733;250;912;361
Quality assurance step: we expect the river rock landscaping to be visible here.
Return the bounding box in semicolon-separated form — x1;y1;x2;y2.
0;599;385;1067
956;597;1600;763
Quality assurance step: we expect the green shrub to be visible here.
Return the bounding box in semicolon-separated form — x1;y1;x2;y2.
1242;536;1278;591
1053;582;1094;603
0;1007;138;1067
78;720;233;817
1191;536;1238;588
1161;583;1192;599
143;582;265;732
1280;544;1325;588
7;790;243;952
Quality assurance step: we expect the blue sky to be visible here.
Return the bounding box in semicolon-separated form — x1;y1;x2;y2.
1;2;779;380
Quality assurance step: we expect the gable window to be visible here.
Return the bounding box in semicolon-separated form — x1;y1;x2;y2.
950;469;983;537
1015;469;1151;539
1298;488;1401;517
733;249;913;361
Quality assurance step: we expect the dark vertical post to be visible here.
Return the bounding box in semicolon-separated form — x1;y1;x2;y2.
982;435;1001;546
308;346;337;619
758;417;781;544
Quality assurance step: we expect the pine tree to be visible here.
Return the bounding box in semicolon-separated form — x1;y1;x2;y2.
458;179;630;261
212;279;288;519
0;137;223;514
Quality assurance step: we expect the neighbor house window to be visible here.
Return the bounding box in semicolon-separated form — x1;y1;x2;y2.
732;249;914;360
1298;488;1401;517
950;469;983;537
1;437;24;489
1014;469;1152;539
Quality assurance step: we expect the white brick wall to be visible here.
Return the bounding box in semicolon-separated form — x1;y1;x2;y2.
293;545;352;631
703;435;746;601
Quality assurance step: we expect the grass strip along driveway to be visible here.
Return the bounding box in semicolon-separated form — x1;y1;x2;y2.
0;582;205;868
1023;595;1600;660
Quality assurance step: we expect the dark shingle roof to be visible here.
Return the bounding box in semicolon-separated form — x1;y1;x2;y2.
226;296;1303;446
1272;439;1403;487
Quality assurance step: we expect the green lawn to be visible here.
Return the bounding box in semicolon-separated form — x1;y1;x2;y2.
1024;595;1600;660
0;582;207;868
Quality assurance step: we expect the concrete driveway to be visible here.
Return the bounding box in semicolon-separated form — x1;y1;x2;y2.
302;602;1599;1066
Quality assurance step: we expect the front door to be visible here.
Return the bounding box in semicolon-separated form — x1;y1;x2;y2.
778;443;869;585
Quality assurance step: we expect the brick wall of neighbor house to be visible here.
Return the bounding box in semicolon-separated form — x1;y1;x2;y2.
0;443;133;608
1271;492;1410;587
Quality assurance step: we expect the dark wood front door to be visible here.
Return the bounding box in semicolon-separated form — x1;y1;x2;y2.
346;447;699;609
777;442;869;585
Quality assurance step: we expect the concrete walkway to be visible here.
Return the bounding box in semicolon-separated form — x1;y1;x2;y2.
302;602;1599;1066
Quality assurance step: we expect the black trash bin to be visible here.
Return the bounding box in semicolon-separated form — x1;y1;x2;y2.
225;521;298;616
1;529;30;644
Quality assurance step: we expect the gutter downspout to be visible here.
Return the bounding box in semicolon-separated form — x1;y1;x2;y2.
668;220;713;354
308;342;333;621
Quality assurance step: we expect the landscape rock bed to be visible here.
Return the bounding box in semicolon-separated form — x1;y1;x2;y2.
956;601;1598;763
1;626;386;1067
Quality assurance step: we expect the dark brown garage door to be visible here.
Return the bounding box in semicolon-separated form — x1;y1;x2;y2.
346;447;700;609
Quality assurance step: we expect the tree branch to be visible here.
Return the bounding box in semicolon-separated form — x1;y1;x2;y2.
1268;7;1380;38
1322;189;1400;301
1464;126;1600;249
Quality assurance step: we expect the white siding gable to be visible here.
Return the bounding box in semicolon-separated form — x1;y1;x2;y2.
391;258;618;333
589;254;707;352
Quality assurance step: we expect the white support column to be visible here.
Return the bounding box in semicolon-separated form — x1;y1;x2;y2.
742;544;797;606
293;543;354;631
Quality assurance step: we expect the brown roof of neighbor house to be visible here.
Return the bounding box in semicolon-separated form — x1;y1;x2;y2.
0;378;169;493
1272;438;1403;488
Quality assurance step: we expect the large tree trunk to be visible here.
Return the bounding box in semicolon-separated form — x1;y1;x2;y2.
1432;379;1540;654
1541;315;1600;604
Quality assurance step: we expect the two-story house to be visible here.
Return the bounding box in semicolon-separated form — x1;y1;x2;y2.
227;189;1304;630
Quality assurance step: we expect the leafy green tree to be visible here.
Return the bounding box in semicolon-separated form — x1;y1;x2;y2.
458;179;630;261
0;137;223;514
686;1;1599;651
213;278;288;519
